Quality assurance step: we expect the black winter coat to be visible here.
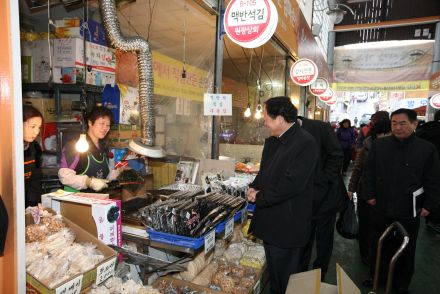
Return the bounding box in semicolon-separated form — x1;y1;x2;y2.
24;141;43;207
416;121;440;156
300;117;344;215
249;123;318;248
362;134;440;219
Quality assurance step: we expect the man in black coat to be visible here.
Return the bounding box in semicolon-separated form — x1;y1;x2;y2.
299;117;344;279
247;97;318;294
362;108;440;294
416;110;440;232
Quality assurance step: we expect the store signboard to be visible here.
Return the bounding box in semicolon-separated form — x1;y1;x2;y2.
290;58;318;86
309;77;329;96
430;93;440;109
318;87;334;102
204;93;233;116
224;0;278;49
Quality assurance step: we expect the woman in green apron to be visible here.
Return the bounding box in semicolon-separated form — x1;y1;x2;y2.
58;106;117;192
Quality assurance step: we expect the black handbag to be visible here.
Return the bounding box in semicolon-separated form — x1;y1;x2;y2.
336;198;358;239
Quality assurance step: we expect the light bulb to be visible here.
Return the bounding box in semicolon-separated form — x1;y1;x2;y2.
256;103;263;112
255;110;262;120
75;134;89;153
244;107;251;117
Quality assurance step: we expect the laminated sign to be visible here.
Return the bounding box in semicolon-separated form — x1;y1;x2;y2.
204;94;232;116
224;0;278;49
290;58;319;86
430;93;440;109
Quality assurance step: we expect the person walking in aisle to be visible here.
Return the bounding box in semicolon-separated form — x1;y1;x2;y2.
247;97;318;294
362;108;440;294
336;119;355;175
298;116;344;280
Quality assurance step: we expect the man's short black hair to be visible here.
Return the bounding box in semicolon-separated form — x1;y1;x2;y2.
391;108;417;122
434;110;440;121
264;96;297;123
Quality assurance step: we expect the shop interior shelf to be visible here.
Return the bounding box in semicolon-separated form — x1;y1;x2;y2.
22;83;103;94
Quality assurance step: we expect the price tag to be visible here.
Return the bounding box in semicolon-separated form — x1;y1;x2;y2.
241;208;248;224
96;257;117;285
253;279;261;294
204;229;216;254
224;217;234;239
55;275;83;294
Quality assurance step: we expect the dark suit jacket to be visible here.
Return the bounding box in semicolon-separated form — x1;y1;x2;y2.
249;123;318;248
299;117;344;216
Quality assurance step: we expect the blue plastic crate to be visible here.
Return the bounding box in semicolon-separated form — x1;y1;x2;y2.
147;229;205;249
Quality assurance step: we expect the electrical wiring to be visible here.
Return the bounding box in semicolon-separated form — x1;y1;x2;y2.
241;47;259;80
252;48;272;86
223;39;244;81
146;0;158;41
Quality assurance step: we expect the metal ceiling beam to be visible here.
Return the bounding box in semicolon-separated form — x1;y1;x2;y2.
333;15;440;32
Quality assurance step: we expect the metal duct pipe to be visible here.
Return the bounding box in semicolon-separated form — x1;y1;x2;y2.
99;0;164;157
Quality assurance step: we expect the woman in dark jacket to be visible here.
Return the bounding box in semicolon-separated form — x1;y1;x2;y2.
23;105;43;207
348;119;391;265
336;119;355;175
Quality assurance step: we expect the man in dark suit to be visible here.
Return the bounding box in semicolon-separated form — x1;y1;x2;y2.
247;97;318;294
363;108;440;294
299;116;344;280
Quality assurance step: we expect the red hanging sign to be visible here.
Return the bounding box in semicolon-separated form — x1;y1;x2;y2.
318;88;334;102
224;0;278;49
290;58;319;86
309;77;329;96
430;93;440;109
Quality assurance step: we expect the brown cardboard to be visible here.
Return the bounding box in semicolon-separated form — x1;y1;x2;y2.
285;264;360;294
152;276;226;294
153;264;266;294
286;269;321;294
25;212;117;294
336;263;361;294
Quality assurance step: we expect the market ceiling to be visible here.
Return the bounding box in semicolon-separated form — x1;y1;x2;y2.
333;0;440;46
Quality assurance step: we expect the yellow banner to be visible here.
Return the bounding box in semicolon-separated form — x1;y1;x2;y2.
152;51;211;101
332;80;430;92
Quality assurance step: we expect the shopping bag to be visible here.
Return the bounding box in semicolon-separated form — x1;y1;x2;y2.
336;198;358;239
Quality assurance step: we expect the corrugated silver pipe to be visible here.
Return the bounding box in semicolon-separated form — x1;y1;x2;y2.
99;0;155;147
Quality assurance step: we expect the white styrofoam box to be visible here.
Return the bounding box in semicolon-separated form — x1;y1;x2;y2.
21;40;53;83
53;38;116;73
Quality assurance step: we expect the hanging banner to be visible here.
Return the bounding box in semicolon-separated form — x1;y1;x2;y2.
318;88;334;102
430;93;440;109
290;58;318;86
309;77;329;96
224;0;278;49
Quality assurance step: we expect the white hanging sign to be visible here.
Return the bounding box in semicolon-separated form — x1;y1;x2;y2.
318;88;334;102
204;94;232;116
224;0;278;49
309;77;329;96
290;58;319;86
430;93;440;109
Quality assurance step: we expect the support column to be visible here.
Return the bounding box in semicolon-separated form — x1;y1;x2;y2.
427;22;440;121
211;0;224;159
